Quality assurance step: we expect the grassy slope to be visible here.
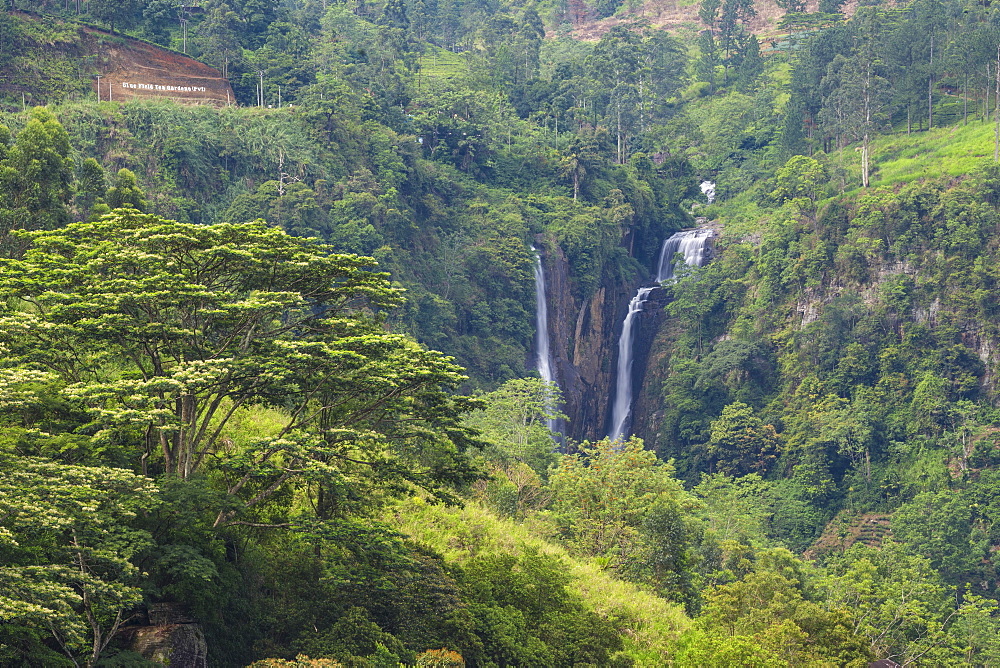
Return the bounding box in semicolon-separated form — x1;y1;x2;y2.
387;496;691;663
416;45;467;83
819;117;995;200
870;118;995;185
709;116;998;237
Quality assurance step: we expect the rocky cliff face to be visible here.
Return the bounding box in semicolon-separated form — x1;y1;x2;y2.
125;624;209;667
538;239;610;440
538;228;718;444
567;282;620;441
539;239;639;442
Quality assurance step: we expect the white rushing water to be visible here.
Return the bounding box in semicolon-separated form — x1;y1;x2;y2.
656;227;714;282
608;286;656;442
607;228;714;442
700;180;716;204
532;248;560;435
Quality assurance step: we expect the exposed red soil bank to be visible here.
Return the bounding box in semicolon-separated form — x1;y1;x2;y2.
6;11;234;106
82;27;234;106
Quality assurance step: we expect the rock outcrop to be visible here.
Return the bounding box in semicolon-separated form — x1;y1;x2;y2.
539;239;636;443
119;603;208;667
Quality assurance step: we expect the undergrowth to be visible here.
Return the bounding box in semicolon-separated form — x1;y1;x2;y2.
388;495;691;663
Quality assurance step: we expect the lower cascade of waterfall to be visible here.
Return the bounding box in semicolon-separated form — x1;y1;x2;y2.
532;248;561;437
607;228;714;441
607;286;655;442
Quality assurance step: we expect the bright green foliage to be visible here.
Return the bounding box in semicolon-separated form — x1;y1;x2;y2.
294;606;411;665
950;592;1000;666
693;473;773;549
0;211;482;521
464;377;562;518
104;169;148;212
0;108;73;247
0;453;157;667
456;549;625;667
0;197;494;661
822;542;955;664
705;402;781;476
548;439;688;558
10;0;1000;664
2;22;693;382
392;495;690;661
639;495;699;610
891;489;988;589
547;438;698;605
659;169;1000;525
673;628;786;667
689;548;870;666
465;377;562;474
774;155;826;216
247;510;636;668
646;100;1000;666
256;524;463;664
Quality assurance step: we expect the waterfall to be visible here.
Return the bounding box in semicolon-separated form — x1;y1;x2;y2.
607;228;714;441
532;248;560;435
656;228;714;282
608;286;656;442
700;180;716;204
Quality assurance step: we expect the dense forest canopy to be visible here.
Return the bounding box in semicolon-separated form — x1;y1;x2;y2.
5;0;1000;665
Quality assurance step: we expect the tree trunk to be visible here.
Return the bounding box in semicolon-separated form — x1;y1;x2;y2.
964;70;969;125
995;45;999;162
927;35;933;131
862;134;870;188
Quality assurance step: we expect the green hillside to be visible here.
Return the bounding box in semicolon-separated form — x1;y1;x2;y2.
5;0;1000;666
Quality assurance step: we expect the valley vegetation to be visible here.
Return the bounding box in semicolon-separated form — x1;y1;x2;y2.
4;0;1000;665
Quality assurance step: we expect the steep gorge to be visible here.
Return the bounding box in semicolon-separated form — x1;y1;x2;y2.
535;228;716;443
535;240;630;442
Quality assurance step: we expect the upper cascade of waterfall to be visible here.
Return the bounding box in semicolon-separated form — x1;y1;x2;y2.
655;228;714;283
700;180;716;204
